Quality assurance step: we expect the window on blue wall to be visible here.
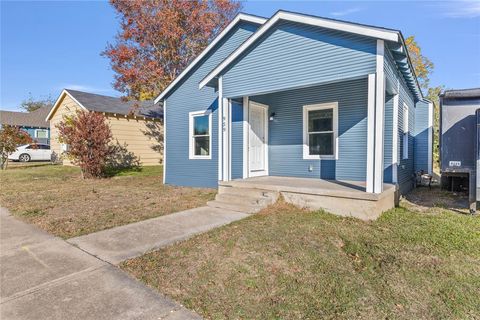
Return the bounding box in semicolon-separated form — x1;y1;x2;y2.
403;103;409;159
189;111;212;159
303;102;338;160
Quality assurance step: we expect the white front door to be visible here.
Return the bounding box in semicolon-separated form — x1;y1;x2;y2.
248;101;268;177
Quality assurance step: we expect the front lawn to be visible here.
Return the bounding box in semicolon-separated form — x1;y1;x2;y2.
122;188;480;319
0;165;215;238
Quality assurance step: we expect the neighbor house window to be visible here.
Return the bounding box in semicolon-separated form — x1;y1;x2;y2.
403;103;409;159
189;110;212;159
303;102;338;160
35;129;48;139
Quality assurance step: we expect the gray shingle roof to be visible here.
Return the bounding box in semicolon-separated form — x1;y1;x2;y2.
66;89;163;119
441;88;480;99
0;106;50;128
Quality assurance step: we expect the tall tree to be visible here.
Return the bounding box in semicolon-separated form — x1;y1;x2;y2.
103;0;241;101
20;94;54;112
405;35;434;90
0;125;32;170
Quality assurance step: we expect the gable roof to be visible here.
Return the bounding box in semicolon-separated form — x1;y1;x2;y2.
153;13;267;104
199;10;423;100
47;89;162;121
0;106;50;128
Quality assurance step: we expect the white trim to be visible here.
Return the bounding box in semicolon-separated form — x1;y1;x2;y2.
154;13;266;104
373;39;385;194
218;77;223;180
189;110;212;160
228;99;232;181
392;81;400;184
163;100;167;184
46;89;88;121
427;102;433;174
366;74;376;193
247;101;269;177
302;102;338;160
199;11;399;89
242;96;249;179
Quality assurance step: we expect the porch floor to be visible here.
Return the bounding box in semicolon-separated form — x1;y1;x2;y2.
224;176;395;201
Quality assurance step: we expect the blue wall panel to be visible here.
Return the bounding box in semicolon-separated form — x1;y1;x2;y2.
164;21;260;188
231;99;243;179
222;20;376;98
383;94;394;183
252;78;368;181
414;100;431;173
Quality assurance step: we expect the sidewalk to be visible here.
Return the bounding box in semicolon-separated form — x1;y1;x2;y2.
0;207;201;320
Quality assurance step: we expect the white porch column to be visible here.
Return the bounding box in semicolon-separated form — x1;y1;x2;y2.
374;39;386;194
218;76;223;181
366;40;386;194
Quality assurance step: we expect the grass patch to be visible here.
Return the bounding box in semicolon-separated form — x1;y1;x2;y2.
122;192;480;319
0;165;216;238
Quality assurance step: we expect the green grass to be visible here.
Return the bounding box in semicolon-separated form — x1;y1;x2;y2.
0;164;216;238
122;197;480;319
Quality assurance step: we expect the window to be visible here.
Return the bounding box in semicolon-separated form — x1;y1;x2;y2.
303;102;338;159
402;103;409;159
189;111;212;159
35;129;48;139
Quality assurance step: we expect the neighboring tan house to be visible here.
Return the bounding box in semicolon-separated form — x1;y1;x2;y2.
0;107;51;144
154;11;433;220
47;89;163;166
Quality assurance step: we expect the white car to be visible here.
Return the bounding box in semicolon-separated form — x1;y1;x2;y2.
8;144;52;162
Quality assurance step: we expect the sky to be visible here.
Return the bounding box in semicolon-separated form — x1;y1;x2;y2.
1;0;479;111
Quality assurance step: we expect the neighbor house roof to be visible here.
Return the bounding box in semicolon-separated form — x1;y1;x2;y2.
440;88;480;100
0;106;50;128
47;89;163;121
153;13;267;104
198;10;423;100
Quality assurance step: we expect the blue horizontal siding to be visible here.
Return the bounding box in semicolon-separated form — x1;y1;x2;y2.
252;78;368;181
231;99;243;179
384;94;394;183
164;21;260;188
414;100;430;173
222;20;376;98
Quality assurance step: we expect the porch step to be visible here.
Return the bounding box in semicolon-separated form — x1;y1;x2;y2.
208;186;279;214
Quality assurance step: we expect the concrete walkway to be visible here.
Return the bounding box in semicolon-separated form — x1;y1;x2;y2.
68;207;248;264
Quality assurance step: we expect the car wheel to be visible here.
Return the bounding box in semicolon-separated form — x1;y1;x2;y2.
19;153;31;162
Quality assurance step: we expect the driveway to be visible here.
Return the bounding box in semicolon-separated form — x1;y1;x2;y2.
0;207;200;320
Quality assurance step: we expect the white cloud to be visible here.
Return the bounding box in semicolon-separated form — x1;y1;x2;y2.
439;1;480;18
330;7;362;17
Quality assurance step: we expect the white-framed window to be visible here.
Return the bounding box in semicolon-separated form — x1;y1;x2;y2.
402;103;409;159
303;102;338;160
189;110;212;159
35;129;48;139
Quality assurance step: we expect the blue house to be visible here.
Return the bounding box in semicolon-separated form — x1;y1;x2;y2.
154;11;433;219
0;106;50;145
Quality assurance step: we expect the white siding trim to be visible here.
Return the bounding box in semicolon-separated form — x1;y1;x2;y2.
188;110;212;160
392;83;399;184
366;74;376;193
374;39;385;194
199;11;399;89
154;13;266;104
302;102;338;160
222;97;230;180
402;103;409;160
163;100;167;184
428;102;433;174
242;97;249;179
228;98;232;181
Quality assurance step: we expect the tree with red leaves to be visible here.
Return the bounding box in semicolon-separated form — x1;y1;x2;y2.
0;125;32;170
57;111;113;178
103;0;241;101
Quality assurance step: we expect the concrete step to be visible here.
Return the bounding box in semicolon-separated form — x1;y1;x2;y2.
214;193;273;207
207;200;261;214
218;185;278;199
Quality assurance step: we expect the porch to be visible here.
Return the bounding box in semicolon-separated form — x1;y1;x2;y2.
218;176;396;220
